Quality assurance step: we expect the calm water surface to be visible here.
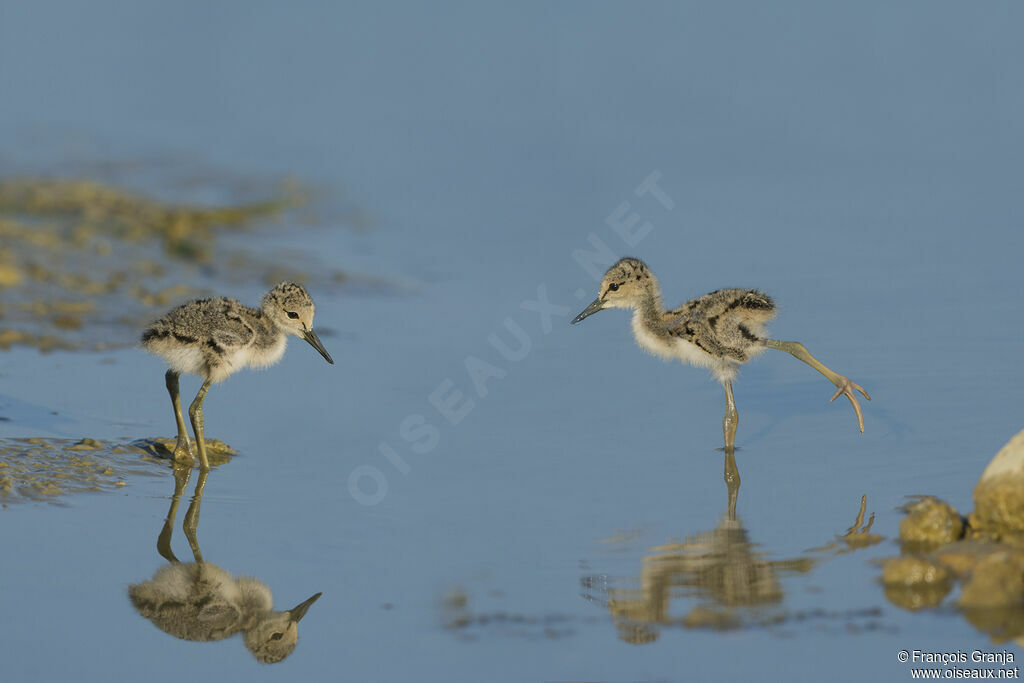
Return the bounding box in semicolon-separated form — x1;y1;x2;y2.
2;3;1023;681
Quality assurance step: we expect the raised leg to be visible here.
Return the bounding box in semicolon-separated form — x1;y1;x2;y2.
763;339;871;433
722;380;739;451
164;370;193;464
188;379;213;470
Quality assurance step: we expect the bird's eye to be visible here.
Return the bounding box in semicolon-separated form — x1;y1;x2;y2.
608;283;619;292
271;632;284;641
286;311;299;319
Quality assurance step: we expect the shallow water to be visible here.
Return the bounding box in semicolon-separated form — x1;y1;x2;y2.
2;3;1024;681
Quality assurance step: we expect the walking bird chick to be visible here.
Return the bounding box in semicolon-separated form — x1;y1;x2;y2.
571;258;869;449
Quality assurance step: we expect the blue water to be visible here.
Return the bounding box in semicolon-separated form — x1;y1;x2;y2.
2;2;1024;681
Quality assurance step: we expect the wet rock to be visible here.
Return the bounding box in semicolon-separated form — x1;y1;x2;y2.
963;606;1024;644
971;429;1024;540
880;581;950;614
959;551;1024;609
899;496;964;548
878;431;1024;635
881;556;952;587
881;556;954;611
960;550;1024;642
933;538;1010;576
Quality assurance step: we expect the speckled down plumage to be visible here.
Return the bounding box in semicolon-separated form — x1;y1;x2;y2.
141;282;324;383
571;257;870;447
582;257;776;383
140;282;333;469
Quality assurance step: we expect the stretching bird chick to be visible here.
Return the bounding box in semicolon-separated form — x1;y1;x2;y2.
142;282;334;469
571;258;869;450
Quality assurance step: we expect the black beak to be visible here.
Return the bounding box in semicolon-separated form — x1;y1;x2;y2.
571;298;605;325
303;329;334;364
288;592;322;623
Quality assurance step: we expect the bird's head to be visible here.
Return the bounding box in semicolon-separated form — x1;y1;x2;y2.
244;592;321;664
262;282;334;364
571;257;658;324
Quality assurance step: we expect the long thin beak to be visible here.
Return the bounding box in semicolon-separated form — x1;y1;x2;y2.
303;329;334;364
571;298;605;325
288;592;322;623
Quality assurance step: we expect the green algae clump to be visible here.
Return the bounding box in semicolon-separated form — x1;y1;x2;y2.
0;438;158;503
0;179;296;262
135;437;236;467
0;436;236;504
0;175;307;352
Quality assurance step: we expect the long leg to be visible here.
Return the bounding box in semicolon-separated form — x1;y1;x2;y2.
723;380;739;451
188;379;213;470
763;339;870;433
183;468;208;563
156;463;191;563
165;370;193;464
723;448;740;522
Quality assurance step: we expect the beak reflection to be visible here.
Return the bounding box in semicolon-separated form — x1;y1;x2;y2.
288;592;323;623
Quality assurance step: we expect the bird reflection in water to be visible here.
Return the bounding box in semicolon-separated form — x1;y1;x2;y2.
807;494;883;555
583;451;816;644
128;465;322;663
